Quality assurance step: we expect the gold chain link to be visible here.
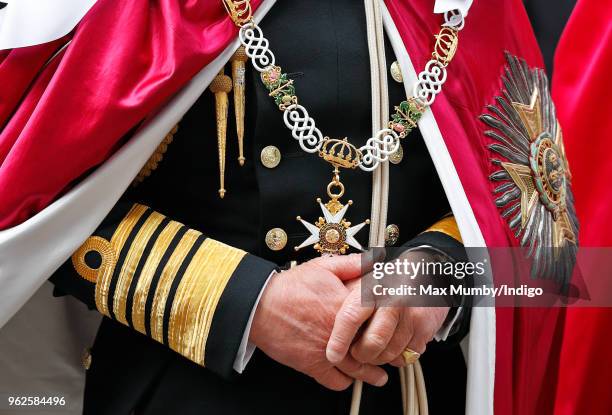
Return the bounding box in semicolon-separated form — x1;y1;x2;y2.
222;0;253;27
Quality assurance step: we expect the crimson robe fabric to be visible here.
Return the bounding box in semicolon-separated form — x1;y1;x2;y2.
552;1;612;414
386;2;565;414
0;0;262;229
0;1;566;414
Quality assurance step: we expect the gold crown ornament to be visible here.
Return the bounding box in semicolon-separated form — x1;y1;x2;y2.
432;27;459;67
220;0;466;258
319;138;363;169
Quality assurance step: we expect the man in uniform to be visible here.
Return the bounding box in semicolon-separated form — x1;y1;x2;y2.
0;1;578;414
50;1;468;412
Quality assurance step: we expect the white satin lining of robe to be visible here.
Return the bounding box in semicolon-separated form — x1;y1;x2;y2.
0;0;471;50
0;0;98;50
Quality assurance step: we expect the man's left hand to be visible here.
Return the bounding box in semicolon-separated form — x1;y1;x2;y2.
325;276;450;367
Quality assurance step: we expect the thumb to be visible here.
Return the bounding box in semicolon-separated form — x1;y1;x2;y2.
315;253;363;281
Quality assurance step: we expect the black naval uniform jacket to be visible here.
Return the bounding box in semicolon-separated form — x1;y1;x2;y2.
51;1;469;414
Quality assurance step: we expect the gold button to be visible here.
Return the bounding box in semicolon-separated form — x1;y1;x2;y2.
389;143;404;165
390;61;403;83
265;228;288;251
261;146;281;168
81;347;92;370
385;224;400;246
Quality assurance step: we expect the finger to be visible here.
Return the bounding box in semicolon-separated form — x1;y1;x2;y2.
404;309;435;356
314;367;354;391
344;277;361;292
371;311;414;365
315;253;363;281
350;308;401;363
405;335;428;356
389;355;407;368
389;310;436;367
362;248;387;271
398;332;428;368
392;341;426;368
336;355;388;387
326;288;373;364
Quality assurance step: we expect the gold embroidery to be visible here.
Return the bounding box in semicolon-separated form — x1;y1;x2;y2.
72;202;249;367
149;229;201;344
71;236;115;283
131;220;183;335
132;125;178;187
94;204;149;317
168;239;246;366
222;0;253;27
426;216;463;244
112;211;165;325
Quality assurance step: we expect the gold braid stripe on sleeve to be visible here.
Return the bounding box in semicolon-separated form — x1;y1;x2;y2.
149;229;201;344
71;203;248;367
113;211;166;325
168;239;246;366
425;216;463;244
94;204;149;317
131;220;183;335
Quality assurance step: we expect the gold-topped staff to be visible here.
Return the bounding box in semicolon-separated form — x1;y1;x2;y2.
231;46;248;166
209;70;233;198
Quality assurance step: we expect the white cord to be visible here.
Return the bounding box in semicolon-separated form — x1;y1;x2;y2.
236;2;467;414
350;0;390;413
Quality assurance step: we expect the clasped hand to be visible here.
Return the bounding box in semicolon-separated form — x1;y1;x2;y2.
250;253;449;391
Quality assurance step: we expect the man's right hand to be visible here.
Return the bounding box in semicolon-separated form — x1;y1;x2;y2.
249;254;388;391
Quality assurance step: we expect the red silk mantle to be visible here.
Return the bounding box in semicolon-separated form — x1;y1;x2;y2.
552;1;612;413
386;2;562;414
0;1;562;414
0;0;262;228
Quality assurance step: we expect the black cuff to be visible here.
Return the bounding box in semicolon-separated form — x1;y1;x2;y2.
402;231;471;344
204;254;278;379
50;202;279;378
402;231;467;262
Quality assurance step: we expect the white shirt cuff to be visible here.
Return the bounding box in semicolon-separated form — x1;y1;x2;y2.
232;270;276;373
434;306;463;341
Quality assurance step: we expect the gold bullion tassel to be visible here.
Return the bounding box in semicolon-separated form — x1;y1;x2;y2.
231;46;248;166
209;70;233;198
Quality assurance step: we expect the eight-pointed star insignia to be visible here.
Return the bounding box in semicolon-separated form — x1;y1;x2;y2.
295;197;370;255
480;52;579;285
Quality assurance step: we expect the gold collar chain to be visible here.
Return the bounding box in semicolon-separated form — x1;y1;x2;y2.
221;0;465;255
